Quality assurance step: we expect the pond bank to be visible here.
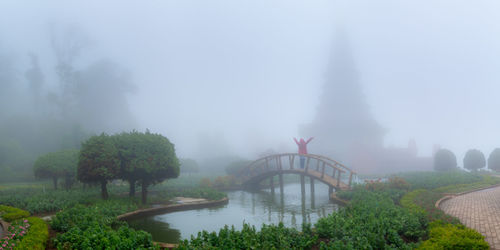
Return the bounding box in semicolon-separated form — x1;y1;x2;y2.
0;219;8;238
117;197;229;220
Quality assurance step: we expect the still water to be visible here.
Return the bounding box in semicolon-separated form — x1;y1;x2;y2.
127;181;341;243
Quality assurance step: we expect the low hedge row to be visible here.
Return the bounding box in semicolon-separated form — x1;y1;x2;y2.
418;221;489;249
14;217;49;250
0;205;30;222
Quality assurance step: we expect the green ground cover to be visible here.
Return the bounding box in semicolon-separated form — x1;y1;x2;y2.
0;182;226;215
50;201;157;249
394;171;483;190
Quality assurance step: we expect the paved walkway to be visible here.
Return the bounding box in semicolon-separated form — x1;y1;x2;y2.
440;186;500;249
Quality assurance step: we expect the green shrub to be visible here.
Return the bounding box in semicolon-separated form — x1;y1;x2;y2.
177;223;316;249
0;205;30;222
54;225;157;250
315;190;426;249
418;221;489;249
15;217;49;250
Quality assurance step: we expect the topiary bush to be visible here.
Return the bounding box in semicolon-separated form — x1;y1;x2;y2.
488;148;500;172
434;149;457;171
0;205;30;222
463;149;486;172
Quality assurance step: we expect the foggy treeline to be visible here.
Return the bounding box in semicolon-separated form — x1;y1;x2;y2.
0;25;136;181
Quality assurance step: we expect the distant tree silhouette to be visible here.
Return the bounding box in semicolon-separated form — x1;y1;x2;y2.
488;148;500;172
434;149;457;171
463;149;486;171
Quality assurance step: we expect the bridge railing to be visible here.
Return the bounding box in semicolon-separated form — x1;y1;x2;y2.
238;153;356;189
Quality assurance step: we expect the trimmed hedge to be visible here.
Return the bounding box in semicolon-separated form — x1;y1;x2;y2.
0;205;30;222
15;217;49;250
418;221;489;249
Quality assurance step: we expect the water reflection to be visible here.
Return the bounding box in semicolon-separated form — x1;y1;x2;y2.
127;181;340;243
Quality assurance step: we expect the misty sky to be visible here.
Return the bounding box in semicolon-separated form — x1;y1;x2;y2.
1;1;500;163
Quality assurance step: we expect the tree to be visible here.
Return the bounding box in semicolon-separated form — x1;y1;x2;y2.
488;148;500;172
434;149;457;171
116;131;179;204
33;149;79;189
463;149;486;172
179;158;200;174
78;134;120;199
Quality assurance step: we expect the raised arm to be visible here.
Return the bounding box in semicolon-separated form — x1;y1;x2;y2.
293;137;299;145
306;137;314;144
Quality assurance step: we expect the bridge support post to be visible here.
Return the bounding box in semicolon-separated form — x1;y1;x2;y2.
328;186;334;196
279;173;284;196
310;177;315;196
300;175;305;199
270;176;275;195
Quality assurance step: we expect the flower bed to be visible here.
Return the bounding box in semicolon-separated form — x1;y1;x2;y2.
0;216;48;250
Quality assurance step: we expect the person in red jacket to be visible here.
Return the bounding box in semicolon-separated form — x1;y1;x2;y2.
294;137;314;169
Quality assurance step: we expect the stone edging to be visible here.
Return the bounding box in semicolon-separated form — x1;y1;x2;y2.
435;183;500;209
117;197;229;220
0;219;9;238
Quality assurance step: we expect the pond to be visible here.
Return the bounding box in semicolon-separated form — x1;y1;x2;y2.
127;181;342;243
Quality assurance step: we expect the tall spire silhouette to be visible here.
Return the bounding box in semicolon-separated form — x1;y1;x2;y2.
301;30;384;163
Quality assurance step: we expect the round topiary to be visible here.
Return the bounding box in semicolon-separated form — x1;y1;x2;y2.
463;149;486;172
488;148;500;172
434;149;457;171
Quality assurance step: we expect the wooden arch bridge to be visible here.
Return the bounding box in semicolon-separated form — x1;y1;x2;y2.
238;153;356;196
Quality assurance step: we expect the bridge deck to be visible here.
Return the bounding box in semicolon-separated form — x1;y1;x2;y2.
243;168;350;191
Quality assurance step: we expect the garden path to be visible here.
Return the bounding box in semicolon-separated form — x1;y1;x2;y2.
440;186;500;249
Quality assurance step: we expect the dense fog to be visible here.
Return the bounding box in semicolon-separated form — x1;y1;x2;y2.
1;1;500;178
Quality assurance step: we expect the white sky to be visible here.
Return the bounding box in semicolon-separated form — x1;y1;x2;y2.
1;0;500;163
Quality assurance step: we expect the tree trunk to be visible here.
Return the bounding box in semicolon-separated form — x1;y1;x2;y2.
53;177;58;190
141;181;148;204
101;181;108;200
129;180;136;197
